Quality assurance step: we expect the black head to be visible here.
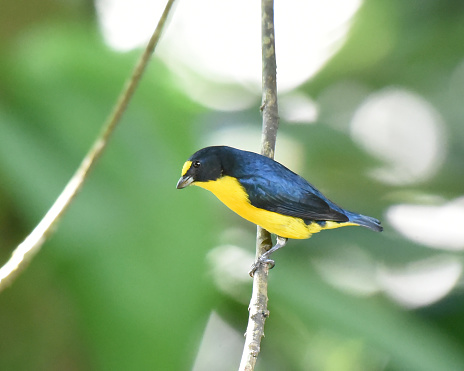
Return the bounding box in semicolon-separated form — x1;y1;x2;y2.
176;146;227;189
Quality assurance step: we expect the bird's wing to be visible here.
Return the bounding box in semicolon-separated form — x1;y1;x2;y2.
238;171;349;222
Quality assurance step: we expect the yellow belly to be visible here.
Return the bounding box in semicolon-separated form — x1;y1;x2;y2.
194;176;355;239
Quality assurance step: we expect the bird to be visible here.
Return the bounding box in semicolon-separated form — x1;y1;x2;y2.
176;146;382;275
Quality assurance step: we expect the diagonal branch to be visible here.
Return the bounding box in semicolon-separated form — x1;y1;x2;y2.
0;0;177;292
239;0;279;369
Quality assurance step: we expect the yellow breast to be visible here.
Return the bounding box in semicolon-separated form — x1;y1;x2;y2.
194;176;324;239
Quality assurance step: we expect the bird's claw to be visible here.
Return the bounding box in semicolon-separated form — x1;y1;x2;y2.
248;256;275;277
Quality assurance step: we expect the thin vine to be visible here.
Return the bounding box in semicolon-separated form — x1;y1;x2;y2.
0;0;176;291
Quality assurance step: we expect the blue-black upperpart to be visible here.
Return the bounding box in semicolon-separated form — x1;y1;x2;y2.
182;146;382;231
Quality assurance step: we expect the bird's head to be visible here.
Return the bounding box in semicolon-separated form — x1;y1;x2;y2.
176;146;225;189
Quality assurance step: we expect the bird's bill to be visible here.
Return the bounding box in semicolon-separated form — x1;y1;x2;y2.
176;175;194;189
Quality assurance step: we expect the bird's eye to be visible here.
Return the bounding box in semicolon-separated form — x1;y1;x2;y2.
192;160;201;168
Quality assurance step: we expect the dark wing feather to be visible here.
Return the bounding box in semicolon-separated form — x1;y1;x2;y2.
237;166;349;222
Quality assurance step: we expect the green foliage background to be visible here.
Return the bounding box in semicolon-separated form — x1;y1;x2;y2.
1;1;464;370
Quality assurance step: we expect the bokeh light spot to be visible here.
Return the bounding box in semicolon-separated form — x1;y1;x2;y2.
377;256;462;309
96;0;362;110
350;88;446;185
280;93;319;124
387;197;464;251
192;312;243;371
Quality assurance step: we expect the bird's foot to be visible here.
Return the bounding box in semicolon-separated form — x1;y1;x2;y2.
248;236;288;277
248;255;275;277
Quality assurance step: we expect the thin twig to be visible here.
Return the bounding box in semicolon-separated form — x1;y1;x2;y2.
239;0;279;369
0;0;176;292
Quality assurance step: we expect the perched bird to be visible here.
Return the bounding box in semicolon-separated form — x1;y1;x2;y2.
177;146;382;274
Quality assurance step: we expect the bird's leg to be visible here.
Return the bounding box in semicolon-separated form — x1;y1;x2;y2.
249;236;288;277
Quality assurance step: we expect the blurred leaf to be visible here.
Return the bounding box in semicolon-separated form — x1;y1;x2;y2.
0;22;215;370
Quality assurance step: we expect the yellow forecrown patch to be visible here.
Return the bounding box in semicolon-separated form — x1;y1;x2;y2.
181;161;192;176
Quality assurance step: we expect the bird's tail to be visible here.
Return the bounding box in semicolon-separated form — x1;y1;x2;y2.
348;212;383;232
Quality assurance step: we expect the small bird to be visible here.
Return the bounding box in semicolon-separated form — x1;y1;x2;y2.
177;146;382;274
